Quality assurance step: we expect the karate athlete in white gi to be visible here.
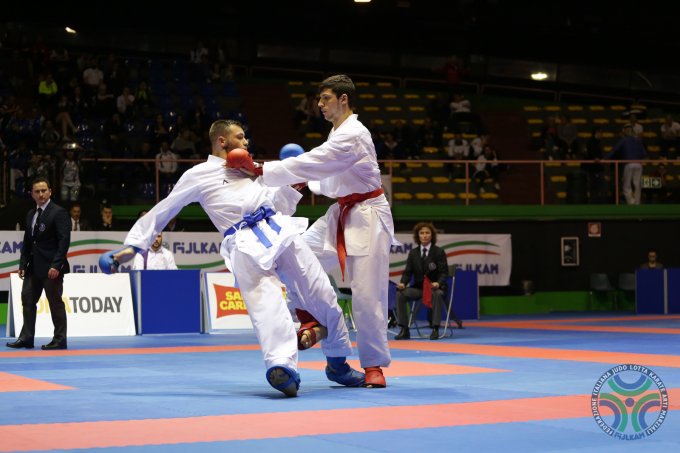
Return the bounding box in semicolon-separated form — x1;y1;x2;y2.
99;119;364;397
229;75;398;388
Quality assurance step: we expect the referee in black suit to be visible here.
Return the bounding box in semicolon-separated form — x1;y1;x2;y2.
7;177;71;350
394;222;462;340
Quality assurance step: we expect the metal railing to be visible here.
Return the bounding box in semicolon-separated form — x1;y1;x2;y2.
82;156;675;207
3;154;673;207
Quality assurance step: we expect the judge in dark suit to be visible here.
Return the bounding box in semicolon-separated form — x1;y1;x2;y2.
394;222;462;340
7;177;71;350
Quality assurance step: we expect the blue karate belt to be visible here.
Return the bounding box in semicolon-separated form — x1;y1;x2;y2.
224;206;281;248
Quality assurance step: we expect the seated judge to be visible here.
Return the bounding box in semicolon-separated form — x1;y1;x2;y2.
394;221;462;340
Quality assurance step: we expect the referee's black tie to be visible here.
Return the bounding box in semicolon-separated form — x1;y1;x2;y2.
32;207;43;237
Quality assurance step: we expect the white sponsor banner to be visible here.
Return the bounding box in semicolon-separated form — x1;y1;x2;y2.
203;272;253;330
1;232;511;291
329;233;512;287
0;231;227;291
7;273;135;337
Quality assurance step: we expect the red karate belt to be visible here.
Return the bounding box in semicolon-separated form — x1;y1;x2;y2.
422;276;433;308
336;188;384;281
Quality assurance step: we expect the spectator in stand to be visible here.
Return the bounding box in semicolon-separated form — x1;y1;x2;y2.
380;130;410;172
434;56;464;95
103;112;127;156
189;40;209;82
171;128;197;159
629;114;644;140
48;47;70;85
104;58;126;96
606;124;647;205
448;93;474;133
540;115;561;160
27;151;54;183
82;58;104;98
473;145;500;194
8;141;33;195
449;92;471;116
96;204;116;230
582;127;607;203
69;201;91;231
70;85;90;122
37;73;59;118
186;96;210;138
446;133;470;179
60;145;81;202
469;133;489;159
415;117;443;151
171;128;197;172
151;113;170;147
134;80;153;118
91;83;116;119
116;86;135;121
659;114;680;158
156;140;180;185
392;119;417;160
557;114;580;159
55;95;77;140
39;120;61;154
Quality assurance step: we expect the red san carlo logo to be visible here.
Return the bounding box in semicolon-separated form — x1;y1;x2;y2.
591;364;668;440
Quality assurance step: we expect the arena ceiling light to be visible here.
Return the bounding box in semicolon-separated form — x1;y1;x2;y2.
531;72;548;81
65;26;77;34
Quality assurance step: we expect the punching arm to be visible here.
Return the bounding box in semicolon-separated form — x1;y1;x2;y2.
226;148;262;176
280;143;306;191
99;246;142;274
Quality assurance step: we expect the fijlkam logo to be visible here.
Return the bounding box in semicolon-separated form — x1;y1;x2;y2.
591;364;668;440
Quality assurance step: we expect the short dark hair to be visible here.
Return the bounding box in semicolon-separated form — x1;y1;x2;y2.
31;177;51;189
412;221;437;245
208;119;243;144
319;74;356;109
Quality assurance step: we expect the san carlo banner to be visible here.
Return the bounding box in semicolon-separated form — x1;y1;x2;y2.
203;272;287;331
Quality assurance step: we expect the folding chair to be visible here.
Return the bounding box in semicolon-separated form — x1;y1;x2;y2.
590;273;615;309
406;274;456;339
617;273;636;309
387;280;400;335
328;274;355;331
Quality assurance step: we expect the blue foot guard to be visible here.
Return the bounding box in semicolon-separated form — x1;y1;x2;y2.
266;366;301;397
325;357;365;387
